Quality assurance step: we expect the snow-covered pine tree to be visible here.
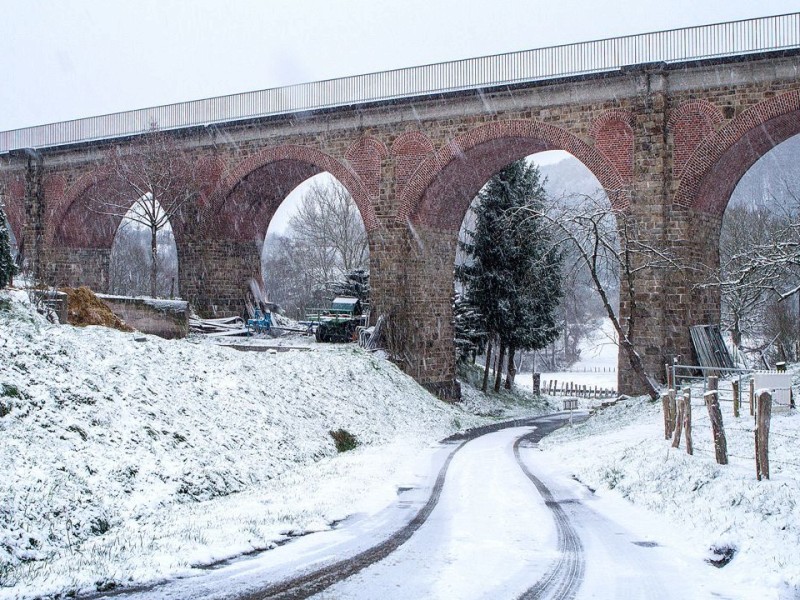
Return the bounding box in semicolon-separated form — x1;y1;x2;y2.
453;290;486;363
0;199;17;288
456;159;563;390
330;268;370;304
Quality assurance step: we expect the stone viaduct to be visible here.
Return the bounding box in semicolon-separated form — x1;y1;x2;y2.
2;16;800;398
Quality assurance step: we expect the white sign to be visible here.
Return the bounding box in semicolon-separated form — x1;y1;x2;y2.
753;372;793;407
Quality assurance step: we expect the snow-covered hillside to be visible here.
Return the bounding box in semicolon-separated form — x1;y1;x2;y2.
540;394;800;597
3;289;800;598
0;291;499;598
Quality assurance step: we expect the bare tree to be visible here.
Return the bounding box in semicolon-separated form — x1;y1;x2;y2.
88;126;198;297
262;178;369;317
718;217;800;301
518;194;681;401
109;223;178;297
262;233;319;318
560;272;605;363
716;190;800;362
719;203;780;349
289;179;369;276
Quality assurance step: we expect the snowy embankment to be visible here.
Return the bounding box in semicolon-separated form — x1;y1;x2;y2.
0;291;495;598
539;393;800;597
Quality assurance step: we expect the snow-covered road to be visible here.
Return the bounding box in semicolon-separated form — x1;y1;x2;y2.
313;423;563;599
95;415;751;600
313;419;745;600
517;438;743;600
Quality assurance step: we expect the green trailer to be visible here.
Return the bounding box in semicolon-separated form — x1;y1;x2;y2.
306;297;366;343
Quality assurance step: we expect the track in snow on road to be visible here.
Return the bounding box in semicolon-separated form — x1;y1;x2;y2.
90;415;580;600
248;414;577;599
240;438;469;600
514;429;585;600
89;410;751;600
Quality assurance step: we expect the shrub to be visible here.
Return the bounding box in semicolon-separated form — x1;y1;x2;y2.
329;428;358;453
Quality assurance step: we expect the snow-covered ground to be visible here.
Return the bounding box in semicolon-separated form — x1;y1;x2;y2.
540;394;800;598
516;317;619;393
0;290;546;599
2;291;799;598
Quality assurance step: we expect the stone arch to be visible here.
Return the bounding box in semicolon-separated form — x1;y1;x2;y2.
215;144;377;243
668;91;800;373
590;109;634;181
675;90;800;216
668;100;725;178
48;172;122;248
398;119;629;231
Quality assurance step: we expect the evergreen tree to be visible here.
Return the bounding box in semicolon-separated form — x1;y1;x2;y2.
453;290;486;363
456;160;563;390
329;268;370;304
0;200;17;289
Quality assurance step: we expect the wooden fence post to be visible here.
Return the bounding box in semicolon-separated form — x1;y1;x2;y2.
756;391;772;481
732;380;740;418
749;379;755;417
662;392;672;439
705;376;728;465
683;388;693;455
668;389;677;435
533;373;541;396
671;393;685;448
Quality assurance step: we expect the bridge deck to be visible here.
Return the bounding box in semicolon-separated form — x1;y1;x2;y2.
1;12;799;153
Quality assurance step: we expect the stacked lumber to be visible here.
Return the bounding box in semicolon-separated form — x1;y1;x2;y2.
189;316;248;337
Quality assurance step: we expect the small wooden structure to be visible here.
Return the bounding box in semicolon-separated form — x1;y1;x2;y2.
330;297;362;316
689;324;735;371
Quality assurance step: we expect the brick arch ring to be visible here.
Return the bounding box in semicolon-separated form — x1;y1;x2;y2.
397;119;630;229
216;144;378;233
47;171;187;249
674;89;800;216
46;172;100;247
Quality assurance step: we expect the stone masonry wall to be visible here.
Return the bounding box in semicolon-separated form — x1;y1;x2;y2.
3;52;800;398
45;246;110;292
178;238;263;317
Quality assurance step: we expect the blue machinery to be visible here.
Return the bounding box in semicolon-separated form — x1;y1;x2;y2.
246;309;272;335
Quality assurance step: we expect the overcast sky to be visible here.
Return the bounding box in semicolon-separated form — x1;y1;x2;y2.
2;0;799;132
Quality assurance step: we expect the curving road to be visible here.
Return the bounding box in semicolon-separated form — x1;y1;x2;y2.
98;414;746;600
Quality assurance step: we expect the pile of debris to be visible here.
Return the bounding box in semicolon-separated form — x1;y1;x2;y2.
189;315;248;337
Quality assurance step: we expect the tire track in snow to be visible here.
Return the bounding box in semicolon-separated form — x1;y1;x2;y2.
245;416;559;600
514;428;585;600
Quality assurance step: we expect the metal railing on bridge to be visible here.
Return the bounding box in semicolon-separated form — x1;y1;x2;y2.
2;12;799;153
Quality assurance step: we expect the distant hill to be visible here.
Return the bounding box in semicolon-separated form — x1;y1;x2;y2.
538;157;605;201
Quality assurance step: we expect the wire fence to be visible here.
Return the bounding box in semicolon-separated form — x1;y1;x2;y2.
1;13;799;153
667;380;800;475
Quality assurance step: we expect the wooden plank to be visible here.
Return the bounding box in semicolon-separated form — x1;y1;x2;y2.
690;324;735;371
